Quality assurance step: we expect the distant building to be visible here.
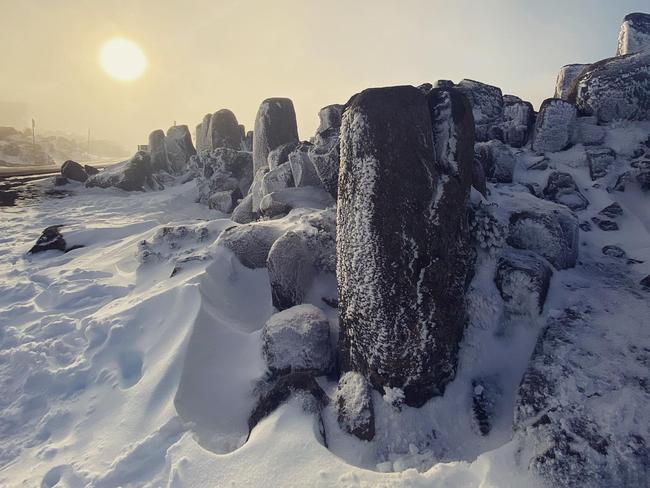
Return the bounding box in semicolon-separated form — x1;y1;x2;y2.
137;144;149;152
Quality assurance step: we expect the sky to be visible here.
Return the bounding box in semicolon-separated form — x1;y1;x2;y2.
1;0;648;150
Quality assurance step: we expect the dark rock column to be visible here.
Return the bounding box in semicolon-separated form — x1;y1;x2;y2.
337;85;473;407
209;109;242;150
252;98;299;173
149;129;171;172
166;125;196;172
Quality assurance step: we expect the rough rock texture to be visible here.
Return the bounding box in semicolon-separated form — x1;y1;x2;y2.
495;250;553;314
506;195;580;270
165;125;196;172
335;372;375;441
215;222;285;268
61;160;88;182
243;130;254;152
587;147;616;180
501;98;535;147
267;231;315;310
456;79;503;142
616;12;650;55
267;141;300;170
569;52;650;122
337;86;474;407
571;116;606;146
208;109;242;150
475;140;516;183
230;193;256;224
599;202;623;218
149;129;170;172
543;171;589;211
289;149;322;188
261;304;333;376
191;148;253;208
554;64;589;100
195;113;212;152
86;151;157;192
532;99;577;153
253;98;299;173
309;104;343;198
261;162;294;196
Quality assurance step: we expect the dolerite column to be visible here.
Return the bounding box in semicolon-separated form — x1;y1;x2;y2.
252;98;299;173
337;85;474;407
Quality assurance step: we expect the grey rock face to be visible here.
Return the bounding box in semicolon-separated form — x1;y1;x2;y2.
267;231;315;311
149;129;171;172
554;64;589;100
29;225;69;253
86;151;157;192
456;79;504;142
195;113;212;152
309;104;344;198
616;12;650;55
495;250;553;314
475;140;516;183
208;189;241;213
587;148;616;180
165;125;196;172
543;171;589;211
471;158;488;197
471;377;500;436
243;130;254;152
532;99;577;153
599;202;623;218
61;160;88;182
569;52;650;122
209;109;242;150
253;98;299;173
571;117;606;146
335;372;375;441
337;85;473;407
261;304;333;376
84;165;100;176
261;162;294;196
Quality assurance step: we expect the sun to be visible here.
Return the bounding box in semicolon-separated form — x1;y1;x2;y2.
100;37;147;81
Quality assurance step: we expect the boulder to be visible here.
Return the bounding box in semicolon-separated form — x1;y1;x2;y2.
53;176;69;186
165;125;196;172
501;98;535;147
267;231;316;310
60;160;88;182
506;195;580;269
267;141;300;170
616;12;650;55
28;225;67;253
475;140;516;183
86;151;157;192
231;193;256;224
149;129;171;172
587;147;616;180
261;304;333;375
249;167;270;214
208;188;241;213
495;249;553;314
338;86;474;407
259;187;334;219
193;148;253;207
215;221;285;268
571;116;606;146
532;99;577;153
208;109;242;150
543;171;589;211
591;217;618;231
289;149;322;188
309;104;343;198
554;64;589;100
84;165;100;176
456;79;504;142
335;372;375;441
602;245;626;258
599;202;623;218
195;113;212;152
253;98;299;173
568;52;650;122
243;130;254;152
261;161;294;196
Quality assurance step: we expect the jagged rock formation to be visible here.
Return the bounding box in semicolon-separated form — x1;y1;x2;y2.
165;125;196;172
475;140;515;183
337;85;473;407
208;109;242;150
532;99;577;153
149;129;171;172
616;12;650;55
543;171;589;211
456;79;503;142
501;97;535;147
253;98;299;173
554;64;589;100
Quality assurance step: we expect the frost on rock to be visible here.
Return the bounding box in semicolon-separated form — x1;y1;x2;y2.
308;104;344;198
259;186;334;220
554;64;589;100
569;52;650;122
469;203;506;251
261;304;333;376
501;98;535;147
208;109;243;150
456;79;504;142
288;148;322;188
215;221;286;269
267;141;301;170
495;249;553;314
165;125;196;173
86;151;160;192
532;98;577;153
337;86;474;407
267;230;315;311
475;140;515;183
148;129;171;173
261;161;294;196
335;372;375;441
587;147;617;180
252;98;299;173
616;12;650;55
543;171;589;211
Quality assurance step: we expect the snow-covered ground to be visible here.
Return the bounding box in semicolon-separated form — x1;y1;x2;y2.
1;117;649;486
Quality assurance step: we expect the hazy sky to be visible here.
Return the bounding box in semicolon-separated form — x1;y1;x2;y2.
1;0;648;150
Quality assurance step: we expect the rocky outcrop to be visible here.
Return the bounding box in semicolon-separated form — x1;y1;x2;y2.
258;187;334;219
61;160;88;182
501;98;535;147
338;85;473;407
532;99;577;153
165;125;196;172
191;148;253;210
308;104;343;198
267;141;300;170
215;221;286;269
86;151;158;192
28;225;81;254
253;98;299;173
475;140;516;183
208;109;242;150
289;149;321;188
616;12;650;55
149;129;171;172
456;79;503;142
554;64;589;100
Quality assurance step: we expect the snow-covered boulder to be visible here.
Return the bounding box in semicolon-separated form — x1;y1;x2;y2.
506;195;580;269
165;125;196;172
208;109;242;150
571;116;606;146
543;171;589;211
309;104;343;198
148;129;171;172
616;12;650;55
60;160;88;182
338;86;474;407
456;79;504;142
208;189;241;213
86;151;158;192
553;64;589;100
259;187;334;219
569;52;650;122
531;98;577;153
495;249;553;314
335;372;375;441
195;113;212;152
231;193;256;224
267;231;315;310
267;141;300;170
501;98;535;147
192;148;253;208
261;161;294;196
215;221;285;268
289;149;322;188
253;98;299;172
475;140;515;183
587;147;616;180
28;225;74;254
261;304;333;376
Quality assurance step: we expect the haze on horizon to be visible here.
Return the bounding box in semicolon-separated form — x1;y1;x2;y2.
1;0;647;151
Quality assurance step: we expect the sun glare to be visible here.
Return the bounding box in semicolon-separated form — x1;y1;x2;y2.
99;37;146;81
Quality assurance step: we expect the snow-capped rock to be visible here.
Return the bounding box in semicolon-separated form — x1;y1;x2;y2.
60;160;88;182
569;52;650;122
456;79;504;142
231;193;256;224
587;147;616;180
308;104;343;198
165;125;196;172
149;129;171;172
495;249;553;314
208;109;242;150
28;225;71;253
335;372;375;441
267;231;315;311
208;189;241;213
475;140;516;183
471;377;500;436
532;99;577;153
261;161;294;196
215;221;285;268
542;171;589;211
195;113;212;152
191;148;253;208
86;151;159;192
553;64;589;100
338;85;473;407
253;98;299;173
261;304;333;376
616;12;650;55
